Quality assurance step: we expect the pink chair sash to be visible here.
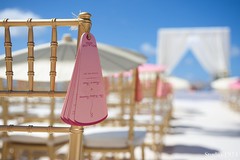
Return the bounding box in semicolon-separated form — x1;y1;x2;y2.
229;79;240;90
156;80;172;98
135;67;143;102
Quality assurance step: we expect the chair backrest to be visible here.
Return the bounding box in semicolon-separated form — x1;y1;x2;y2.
0;12;91;114
0;13;91;96
0;12;92;160
102;69;137;143
139;70;159;99
123;69;137;142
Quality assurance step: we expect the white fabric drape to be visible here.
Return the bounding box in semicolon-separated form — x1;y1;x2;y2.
157;28;230;77
157;29;189;73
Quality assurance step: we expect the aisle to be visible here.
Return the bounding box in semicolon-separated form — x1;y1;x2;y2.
161;91;240;160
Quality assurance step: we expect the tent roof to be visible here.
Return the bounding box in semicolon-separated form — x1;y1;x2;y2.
0;34;146;81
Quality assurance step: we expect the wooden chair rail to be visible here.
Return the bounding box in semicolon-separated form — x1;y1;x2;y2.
0;18;91;27
0;124;70;133
0;91;66;97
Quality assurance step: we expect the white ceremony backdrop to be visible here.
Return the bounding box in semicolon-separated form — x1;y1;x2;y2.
157;27;230;78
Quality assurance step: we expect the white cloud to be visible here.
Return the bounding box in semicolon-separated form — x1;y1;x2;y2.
0;8;45;37
140;42;156;55
231;46;240;57
0;8;40;19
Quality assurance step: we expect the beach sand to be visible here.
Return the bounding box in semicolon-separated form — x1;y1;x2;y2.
160;91;240;160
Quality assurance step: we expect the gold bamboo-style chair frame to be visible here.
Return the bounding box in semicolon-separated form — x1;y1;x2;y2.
0;12;92;160
137;71;164;158
83;69;147;160
102;73;127;126
141;71;174;159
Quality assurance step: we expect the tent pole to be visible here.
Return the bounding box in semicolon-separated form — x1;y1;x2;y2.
67;12;91;160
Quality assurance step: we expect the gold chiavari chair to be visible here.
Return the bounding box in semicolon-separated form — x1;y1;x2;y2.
129;69;167;159
158;77;174;131
83;69;147;160
101;73;126;126
0;12;92;160
227;80;240;112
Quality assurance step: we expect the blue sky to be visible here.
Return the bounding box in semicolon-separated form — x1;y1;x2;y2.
1;0;240;84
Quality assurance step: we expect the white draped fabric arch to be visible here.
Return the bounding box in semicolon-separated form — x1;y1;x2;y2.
157;27;230;77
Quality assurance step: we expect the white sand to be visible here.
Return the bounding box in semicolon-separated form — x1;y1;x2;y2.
161;91;240;160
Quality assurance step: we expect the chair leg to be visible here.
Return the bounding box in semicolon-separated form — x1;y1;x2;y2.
153;139;164;160
88;152;92;160
152;143;159;160
2;142;9;160
48;146;55;160
115;154;120;160
129;146;135;160
101;153;107;160
152;128;160;160
28;151;34;160
84;151;92;160
13;147;20;160
141;143;145;160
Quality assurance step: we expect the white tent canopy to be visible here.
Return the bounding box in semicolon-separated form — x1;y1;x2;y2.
0;34;146;82
157;27;230;78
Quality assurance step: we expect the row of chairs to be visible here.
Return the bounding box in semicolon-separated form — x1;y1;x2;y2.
0;13;173;159
211;77;240;113
0;67;173;160
213;79;240;113
224;90;240;112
